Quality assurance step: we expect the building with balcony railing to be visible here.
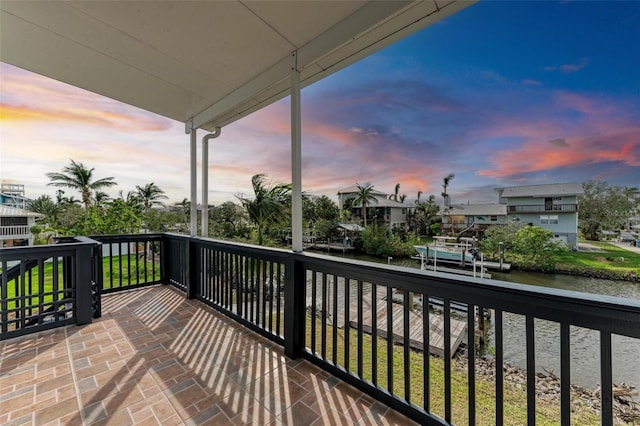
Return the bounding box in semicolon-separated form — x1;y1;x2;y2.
0;182;31;210
338;186;413;228
497;183;584;250
0;205;43;247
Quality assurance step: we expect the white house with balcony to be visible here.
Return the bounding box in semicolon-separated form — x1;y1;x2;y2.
0;205;43;247
337;185;412;228
496;182;584;250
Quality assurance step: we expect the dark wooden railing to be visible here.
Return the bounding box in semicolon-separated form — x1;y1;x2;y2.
91;234;164;293
2;233;639;425
0;236;98;339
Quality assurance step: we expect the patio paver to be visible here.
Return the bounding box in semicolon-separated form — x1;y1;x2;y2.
0;285;417;425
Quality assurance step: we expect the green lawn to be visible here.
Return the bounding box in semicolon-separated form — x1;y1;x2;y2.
2;255;160;310
305;317;600;425
554;241;640;276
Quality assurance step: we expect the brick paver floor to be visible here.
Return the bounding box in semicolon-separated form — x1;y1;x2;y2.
0;285;417;425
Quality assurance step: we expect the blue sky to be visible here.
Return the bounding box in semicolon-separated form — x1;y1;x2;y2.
1;1;639;206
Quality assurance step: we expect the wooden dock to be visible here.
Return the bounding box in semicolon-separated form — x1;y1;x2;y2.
327;287;466;358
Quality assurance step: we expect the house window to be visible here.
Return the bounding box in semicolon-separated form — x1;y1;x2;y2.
1;217;27;226
540;215;559;225
490;215;498;222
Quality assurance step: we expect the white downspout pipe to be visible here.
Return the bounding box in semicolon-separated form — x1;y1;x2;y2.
202;128;222;237
290;51;303;253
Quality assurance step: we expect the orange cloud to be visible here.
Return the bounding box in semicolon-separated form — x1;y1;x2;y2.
478;131;640;178
1;63;173;131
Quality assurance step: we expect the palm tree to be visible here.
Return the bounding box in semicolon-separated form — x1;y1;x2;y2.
441;174;455;235
237;174;291;245
135;183;168;215
441;173;455;206
416;190;423;205
94;191;111;208
47;160;116;209
172;198;190;232
29;195;60;227
389;183;401;202
353;182;378;226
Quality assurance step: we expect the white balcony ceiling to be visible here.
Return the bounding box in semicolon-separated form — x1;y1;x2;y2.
0;0;473;131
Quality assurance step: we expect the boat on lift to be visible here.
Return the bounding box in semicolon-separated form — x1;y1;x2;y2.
414;236;480;264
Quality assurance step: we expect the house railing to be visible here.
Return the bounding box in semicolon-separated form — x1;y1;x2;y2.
2;233;639;425
0;225;30;238
508;204;578;213
0;236;99;339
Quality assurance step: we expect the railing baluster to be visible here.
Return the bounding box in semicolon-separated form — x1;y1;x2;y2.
262;259;267;330
444;299;451;423
38;259;44;325
371;283;378;386
423;291;430;412
321;272;327;361
311;271;317;355
276;261;282;336
127;241;132;286
250;257;256;323
387;285;393;395
468;303;475;425
526;315;536;426
344;277;350;373
118;242;123;289
560;322;570;425
496;309;504;426
268;260;274;333
332;274;338;365
600;331;613;425
403;289;410;403
357;279;363;379
108;243;113;290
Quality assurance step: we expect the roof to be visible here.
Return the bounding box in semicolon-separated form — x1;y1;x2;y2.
337;185;387;196
0;1;474;131
337;223;365;232
498;183;584;198
0;205;43;218
449;203;506;216
349;195;410;208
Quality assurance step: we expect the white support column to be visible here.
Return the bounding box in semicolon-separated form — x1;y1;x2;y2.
290;51;303;253
188;123;198;237
202;135;209;237
201;128;221;238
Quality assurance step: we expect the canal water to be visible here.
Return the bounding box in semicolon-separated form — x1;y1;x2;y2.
318;250;640;395
488;270;640;396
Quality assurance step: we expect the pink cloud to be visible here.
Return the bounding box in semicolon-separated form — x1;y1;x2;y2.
478;131;640;179
0;63;172;132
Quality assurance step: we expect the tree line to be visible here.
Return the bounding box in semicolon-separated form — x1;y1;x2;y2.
27;160;639;251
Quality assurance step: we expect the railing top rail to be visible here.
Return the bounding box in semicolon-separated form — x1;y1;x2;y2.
166;233;292;261
90;233;164;243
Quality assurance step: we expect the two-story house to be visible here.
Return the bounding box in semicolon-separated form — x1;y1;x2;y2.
0;183;43;247
496;182;584;250
337;185;412;228
0;205;43;247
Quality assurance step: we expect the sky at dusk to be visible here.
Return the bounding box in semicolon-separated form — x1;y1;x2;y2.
1;1;639;207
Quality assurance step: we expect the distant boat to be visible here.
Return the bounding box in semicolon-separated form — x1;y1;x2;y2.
414;236;480;264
